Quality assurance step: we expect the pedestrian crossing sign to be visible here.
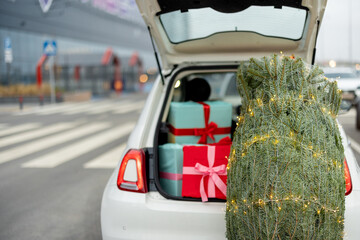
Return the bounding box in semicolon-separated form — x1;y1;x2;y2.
43;40;57;56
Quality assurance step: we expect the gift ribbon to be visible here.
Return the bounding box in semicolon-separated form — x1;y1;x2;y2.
159;171;183;181
196;102;214;143
168;102;231;144
159;137;232;183
183;146;227;202
209;136;232;145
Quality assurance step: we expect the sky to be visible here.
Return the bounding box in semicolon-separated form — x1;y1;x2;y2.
316;0;360;64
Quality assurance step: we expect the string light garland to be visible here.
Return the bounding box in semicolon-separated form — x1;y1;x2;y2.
227;196;341;214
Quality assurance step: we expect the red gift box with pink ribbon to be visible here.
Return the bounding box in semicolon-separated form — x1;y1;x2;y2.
181;138;231;202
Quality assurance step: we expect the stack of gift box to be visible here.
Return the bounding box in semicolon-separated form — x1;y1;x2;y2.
159;101;232;202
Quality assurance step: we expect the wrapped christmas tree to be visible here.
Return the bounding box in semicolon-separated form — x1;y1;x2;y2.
226;55;345;239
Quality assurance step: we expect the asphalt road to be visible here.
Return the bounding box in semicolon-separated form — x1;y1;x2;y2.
0;93;147;240
338;108;360;163
0;94;359;240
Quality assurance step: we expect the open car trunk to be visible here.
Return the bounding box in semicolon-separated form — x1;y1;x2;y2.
138;0;328;201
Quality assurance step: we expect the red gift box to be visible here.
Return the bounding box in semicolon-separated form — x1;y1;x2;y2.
182;139;231;202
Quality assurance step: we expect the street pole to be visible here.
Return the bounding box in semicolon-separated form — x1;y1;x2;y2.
349;0;352;65
6;63;11;85
49;56;56;104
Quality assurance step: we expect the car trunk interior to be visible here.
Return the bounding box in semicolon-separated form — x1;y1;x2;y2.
153;66;241;201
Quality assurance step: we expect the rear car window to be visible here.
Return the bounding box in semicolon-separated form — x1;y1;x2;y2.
159;6;307;43
172;72;240;102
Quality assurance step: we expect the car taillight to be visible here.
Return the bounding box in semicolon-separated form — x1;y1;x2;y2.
117;149;148;193
344;159;352;196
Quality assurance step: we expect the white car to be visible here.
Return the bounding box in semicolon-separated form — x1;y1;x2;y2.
324;67;360;100
101;1;360;239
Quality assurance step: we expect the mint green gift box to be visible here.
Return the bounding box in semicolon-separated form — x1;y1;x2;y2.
159;143;184;196
167;101;232;144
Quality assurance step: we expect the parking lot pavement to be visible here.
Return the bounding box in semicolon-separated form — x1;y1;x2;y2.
0;94;146;240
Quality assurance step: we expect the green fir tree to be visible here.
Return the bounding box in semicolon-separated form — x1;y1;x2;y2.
226;54;345;240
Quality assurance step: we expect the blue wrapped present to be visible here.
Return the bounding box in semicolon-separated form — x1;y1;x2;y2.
159;143;184;196
168;101;232;144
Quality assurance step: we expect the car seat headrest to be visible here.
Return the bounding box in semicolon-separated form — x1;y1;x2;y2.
185;78;211;102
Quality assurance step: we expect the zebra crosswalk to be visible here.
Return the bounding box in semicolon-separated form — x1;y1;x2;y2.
0;121;133;169
0;123;110;165
0;99;144;170
12;99;145;116
22;122;134;168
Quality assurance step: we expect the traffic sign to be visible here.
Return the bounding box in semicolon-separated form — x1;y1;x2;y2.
43;40;57;56
39;0;53;13
4;37;11;49
43;40;57;103
4;37;13;63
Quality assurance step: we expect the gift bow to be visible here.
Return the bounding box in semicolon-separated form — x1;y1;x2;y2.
183;146;227;202
196;102;216;144
194;121;218;144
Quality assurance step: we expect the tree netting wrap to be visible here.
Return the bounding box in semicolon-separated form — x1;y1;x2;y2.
226;55;345;240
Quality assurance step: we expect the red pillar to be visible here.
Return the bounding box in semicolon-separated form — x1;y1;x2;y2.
36;55;47;88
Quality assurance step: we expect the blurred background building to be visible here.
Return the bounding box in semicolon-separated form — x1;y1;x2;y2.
0;0;358;100
0;0;156;99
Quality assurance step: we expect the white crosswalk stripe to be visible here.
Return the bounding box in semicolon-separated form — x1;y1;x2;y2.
13;101;101;116
0;122;79;148
62;103;100;115
14;103;75;116
22;122;135;168
81;100;132;115
0;124;8;130
112;101;145;114
84;143;126;169
87;103;128;114
68;102;115;115
0;123;41;137
36;103;88;115
62;100;131;115
112;105;143;114
13;107;46;116
10;99;143;116
0;123;110;165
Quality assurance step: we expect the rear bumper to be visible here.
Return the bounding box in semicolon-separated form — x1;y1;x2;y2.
101;183;227;240
102;185;360;240
344;190;360;239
